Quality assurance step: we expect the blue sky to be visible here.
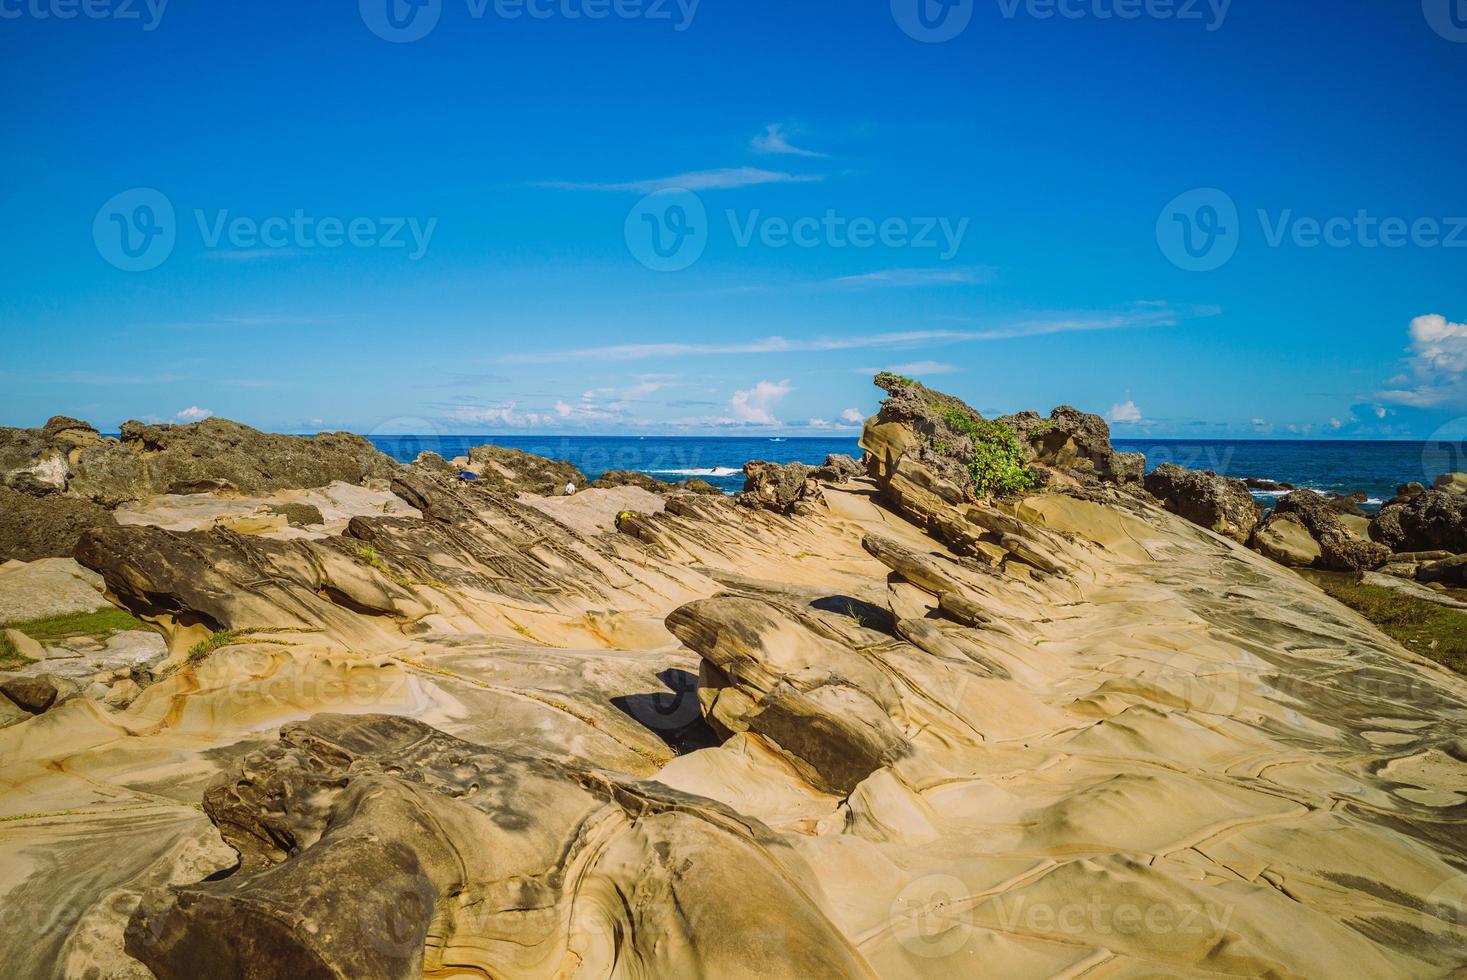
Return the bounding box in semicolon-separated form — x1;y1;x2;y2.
2;0;1465;438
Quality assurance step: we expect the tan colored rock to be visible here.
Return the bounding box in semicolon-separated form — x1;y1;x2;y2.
1253;513;1322;567
1432;472;1467;494
2;628;43;662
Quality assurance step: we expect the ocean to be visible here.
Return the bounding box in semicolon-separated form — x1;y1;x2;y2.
367;435;1457;509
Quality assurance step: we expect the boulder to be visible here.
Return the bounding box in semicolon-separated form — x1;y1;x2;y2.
1433;473;1467;494
737;461;823;514
1395;482;1426;499
464;444;586;496
1;674;59;713
1275;491;1391;572
677;477;724;496
1;628;43;662
1246;478;1295;492
265;502;325;527
1251;513;1322;568
1417;554;1467;586
0;557;107;622
0;486;116;562
1143;464;1258;544
1370;489;1467;554
812;454;862;483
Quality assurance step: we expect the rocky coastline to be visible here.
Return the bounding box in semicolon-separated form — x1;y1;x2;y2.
0;376;1465;977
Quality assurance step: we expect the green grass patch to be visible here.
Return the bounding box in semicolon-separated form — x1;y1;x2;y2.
875;371;914;388
3;607;146;644
187;629;241;663
354;544;419;589
0;631;30;670
1311;576;1467;677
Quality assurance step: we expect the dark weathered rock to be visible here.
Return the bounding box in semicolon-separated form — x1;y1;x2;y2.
1143;464;1259;544
1002;405;1144;484
677;477;724;496
813;454;862;483
0;486;116;562
1;674;59;713
464;444;586;496
590;469;674;493
1245;478;1295;492
1417;553;1467;586
1274;491;1390;572
737;461;822;514
1370;489;1467;554
265;503;325;527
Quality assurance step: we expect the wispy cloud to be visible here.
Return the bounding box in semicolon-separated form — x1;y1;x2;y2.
751;123;827;158
503;306;1189;364
536;167;823;194
872;360;959;376
826;267;994;288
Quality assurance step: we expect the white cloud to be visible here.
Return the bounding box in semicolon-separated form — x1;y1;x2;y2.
536;167;823;194
1106;400;1143;424
503;307;1189;364
1374;404;1387;419
1250;417;1267;427
176;406;213;422
445;403;545;428
751;123;826;158
727;380;792;425
840;408;864;424
1328;417;1343;430
826;267;993;288
1378;314;1467;407
808;418;831;428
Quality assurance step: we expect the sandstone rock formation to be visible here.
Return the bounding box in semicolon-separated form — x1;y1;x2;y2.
1250;511;1321;567
1002;405;1145;483
2;379;1466;978
1143;463;1259;544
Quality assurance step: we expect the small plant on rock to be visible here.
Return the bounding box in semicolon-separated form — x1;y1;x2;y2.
187;629;240;663
940;408;1038;498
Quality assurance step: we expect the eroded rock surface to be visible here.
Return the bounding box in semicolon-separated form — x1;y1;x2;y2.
3;379;1466;978
1143;463;1259;544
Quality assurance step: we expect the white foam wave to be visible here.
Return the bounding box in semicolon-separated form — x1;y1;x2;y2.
646;467;742;478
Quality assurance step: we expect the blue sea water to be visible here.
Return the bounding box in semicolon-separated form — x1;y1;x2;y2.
367;435;1456;506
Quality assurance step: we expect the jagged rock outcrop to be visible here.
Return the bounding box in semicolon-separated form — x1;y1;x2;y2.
1370;486;1467;554
589;469;672;493
127;713;869;980
1143;463;1258;544
0;416;399;558
737;461;822;514
1002;405;1145;484
464;444;586;495
815;453;862;482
